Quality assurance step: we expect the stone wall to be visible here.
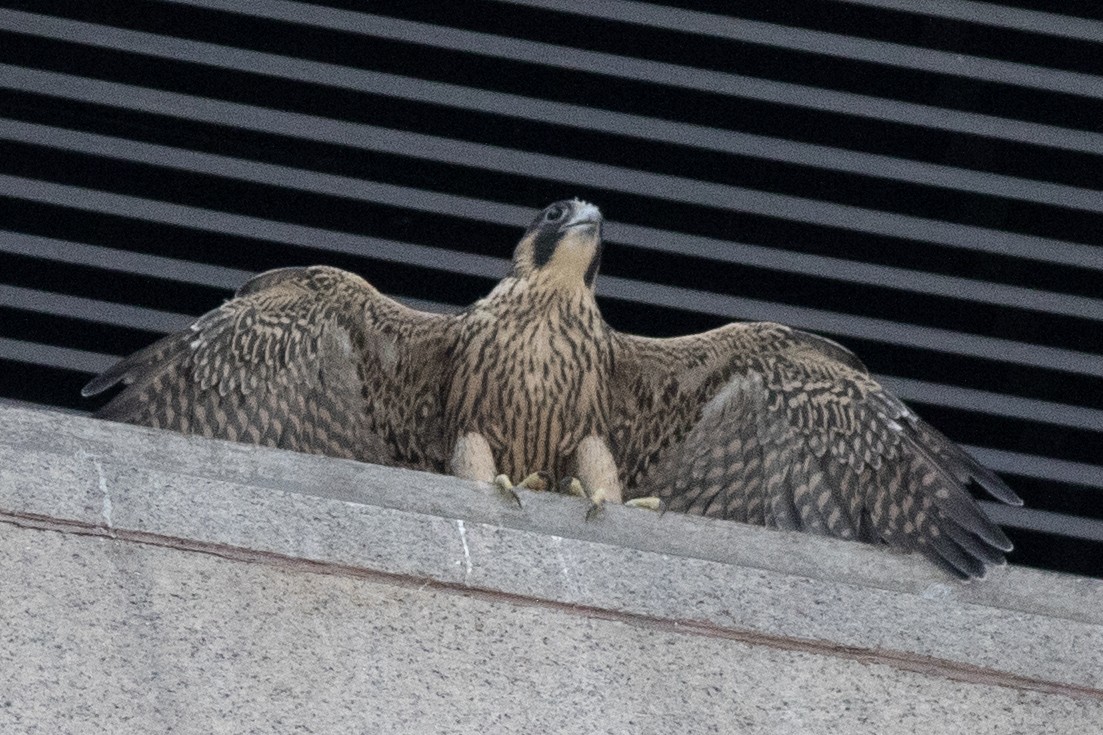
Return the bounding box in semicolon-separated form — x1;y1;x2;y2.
2;403;1100;733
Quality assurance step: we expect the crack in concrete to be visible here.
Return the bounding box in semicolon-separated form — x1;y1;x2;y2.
78;450;115;537
455;519;473;584
93;458;114;534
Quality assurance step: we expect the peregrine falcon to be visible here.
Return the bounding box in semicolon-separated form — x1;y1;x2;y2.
84;199;1022;579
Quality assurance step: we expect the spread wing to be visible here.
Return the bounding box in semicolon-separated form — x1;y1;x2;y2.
610;321;1022;579
84;266;456;471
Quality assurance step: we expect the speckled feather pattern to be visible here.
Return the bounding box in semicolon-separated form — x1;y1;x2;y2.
87;201;1020;579
446;274;613;484
611;324;1016;578
91;266;454;472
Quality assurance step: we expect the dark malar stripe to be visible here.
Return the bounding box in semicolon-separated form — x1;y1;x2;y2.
531;226;560;268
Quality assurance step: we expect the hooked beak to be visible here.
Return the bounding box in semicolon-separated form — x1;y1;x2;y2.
560;200;602;232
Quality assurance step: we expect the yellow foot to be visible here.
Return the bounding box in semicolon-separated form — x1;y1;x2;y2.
559;477;588;498
625;496;664;512
558;477;616;521
558;477;601;519
518;471;552;492
493;471;552;508
585;485;609;521
493;474;522;507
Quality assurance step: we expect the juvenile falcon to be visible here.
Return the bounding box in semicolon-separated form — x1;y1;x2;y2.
84;199;1022;579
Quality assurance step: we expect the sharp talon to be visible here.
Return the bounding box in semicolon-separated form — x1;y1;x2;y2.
625;496;664;512
585;486;608;522
560;477;587;498
493;474;522;508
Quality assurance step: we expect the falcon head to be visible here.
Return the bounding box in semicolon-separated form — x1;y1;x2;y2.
512;199;603;288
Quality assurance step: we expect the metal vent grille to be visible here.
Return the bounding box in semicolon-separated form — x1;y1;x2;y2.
2;0;1100;577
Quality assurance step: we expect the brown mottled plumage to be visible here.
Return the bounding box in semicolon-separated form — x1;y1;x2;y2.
85;199;1021;579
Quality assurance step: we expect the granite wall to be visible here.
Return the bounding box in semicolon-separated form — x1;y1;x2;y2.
2;403;1100;733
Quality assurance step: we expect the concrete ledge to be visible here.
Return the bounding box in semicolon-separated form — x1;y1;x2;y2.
2;402;1101;732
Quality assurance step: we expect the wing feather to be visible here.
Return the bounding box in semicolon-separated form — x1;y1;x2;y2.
611;321;1021;579
84;266;456;471
820;457;863;541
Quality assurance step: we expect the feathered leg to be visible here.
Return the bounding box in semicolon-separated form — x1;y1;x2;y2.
449;432;549;506
573;436;661;518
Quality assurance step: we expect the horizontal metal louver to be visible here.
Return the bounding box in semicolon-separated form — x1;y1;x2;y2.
1;0;1100;577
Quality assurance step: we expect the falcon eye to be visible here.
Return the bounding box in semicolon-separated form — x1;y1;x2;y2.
544;205;566;223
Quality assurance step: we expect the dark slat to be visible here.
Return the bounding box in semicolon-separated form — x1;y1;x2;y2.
162;0;1103;153
2;67;1100;270
4;9;1101;214
4;120;1101;321
498;0;1103;98
981;502;1103;542
837;0;1103;40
